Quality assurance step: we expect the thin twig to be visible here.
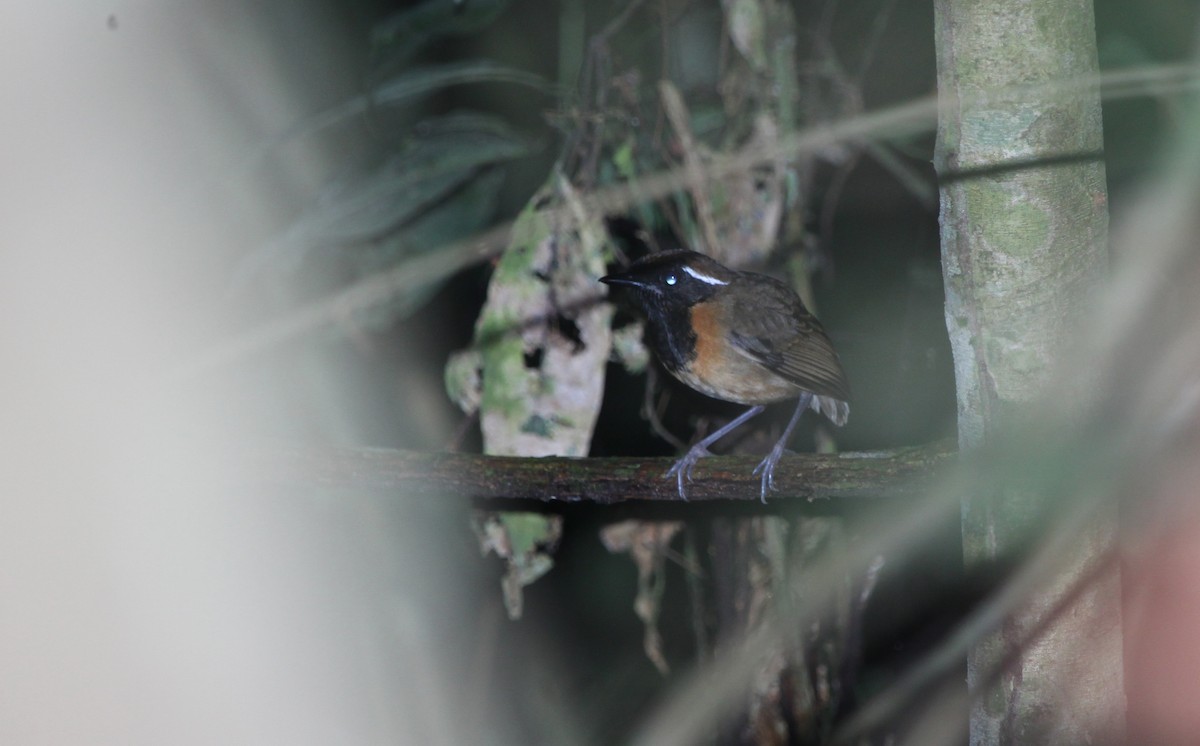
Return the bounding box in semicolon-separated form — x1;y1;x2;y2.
642;366;688;451
659;80;722;254
443;410;479;453
853;0;900;83
684;530;711;664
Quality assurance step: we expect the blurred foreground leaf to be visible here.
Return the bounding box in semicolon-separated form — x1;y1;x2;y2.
257;61;549;156
371;0;511;74
231;113;535;325
447;175;613;617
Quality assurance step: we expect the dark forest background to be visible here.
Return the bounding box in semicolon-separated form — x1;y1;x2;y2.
6;1;1199;744
212;1;1196;742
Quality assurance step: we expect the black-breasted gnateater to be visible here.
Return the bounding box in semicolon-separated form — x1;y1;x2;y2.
601;250;850;502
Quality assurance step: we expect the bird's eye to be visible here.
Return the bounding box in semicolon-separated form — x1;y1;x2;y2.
665;274;677;286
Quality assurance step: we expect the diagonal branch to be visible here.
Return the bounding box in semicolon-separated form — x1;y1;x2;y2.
248;439;955;503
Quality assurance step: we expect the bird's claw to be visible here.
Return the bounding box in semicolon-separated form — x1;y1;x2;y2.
752;445;789;504
666;445;713;501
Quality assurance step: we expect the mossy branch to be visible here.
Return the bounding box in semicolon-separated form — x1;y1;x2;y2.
249;440;955;503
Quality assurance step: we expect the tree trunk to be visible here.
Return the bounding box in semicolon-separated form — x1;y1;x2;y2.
933;0;1124;743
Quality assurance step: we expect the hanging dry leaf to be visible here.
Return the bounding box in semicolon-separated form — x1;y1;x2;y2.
601;520;685;674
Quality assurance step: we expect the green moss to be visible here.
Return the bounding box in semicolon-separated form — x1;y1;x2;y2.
501;512;558;557
1002;201;1050;258
443;349;481;412
492;242;532;284
479;334;527;419
520;414;553;438
965;182;1051;259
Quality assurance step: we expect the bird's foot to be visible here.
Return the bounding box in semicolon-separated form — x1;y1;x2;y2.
751;444;790;504
665;444;714;501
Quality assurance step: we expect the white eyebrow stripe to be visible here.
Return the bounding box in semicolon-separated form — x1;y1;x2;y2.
682;265;729;285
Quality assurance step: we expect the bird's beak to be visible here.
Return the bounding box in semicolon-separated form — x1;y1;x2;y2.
599;273;642;288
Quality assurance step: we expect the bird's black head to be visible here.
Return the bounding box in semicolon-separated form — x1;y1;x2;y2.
600;250;736;376
599;250;735;311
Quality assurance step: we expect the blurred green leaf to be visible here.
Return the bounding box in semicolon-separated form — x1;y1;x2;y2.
230;113;535;310
352;167;507;327
371;0;511;74
304;112;530;243
373;61;549;106
256;61;549;157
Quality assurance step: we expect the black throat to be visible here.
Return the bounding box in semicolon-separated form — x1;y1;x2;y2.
640;296;696;376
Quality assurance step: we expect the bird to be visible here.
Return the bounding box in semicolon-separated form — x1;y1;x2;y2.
600;249;850;502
